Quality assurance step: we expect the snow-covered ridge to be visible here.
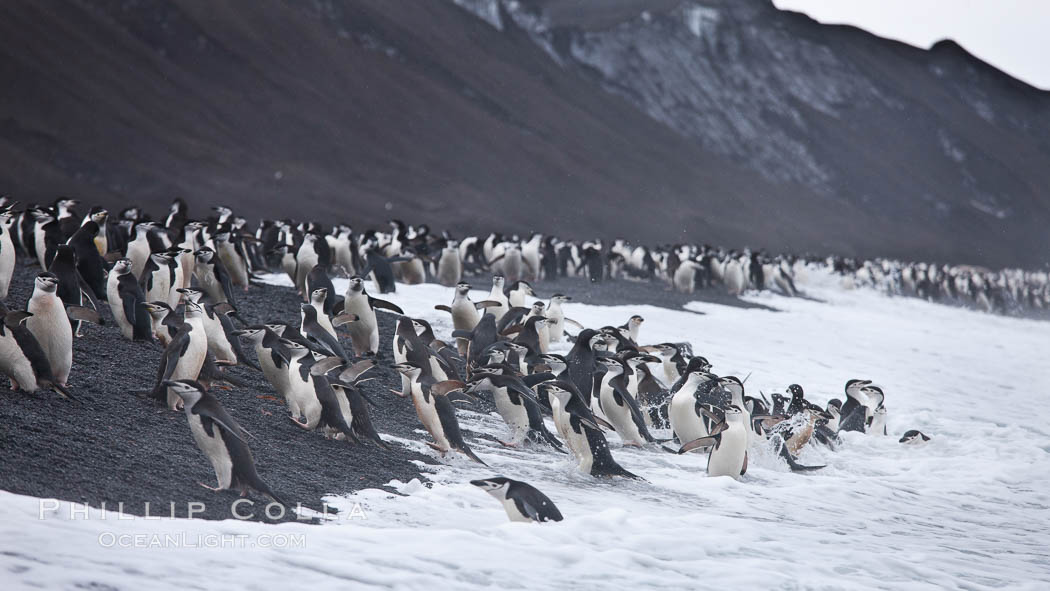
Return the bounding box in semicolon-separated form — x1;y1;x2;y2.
4;270;1048;589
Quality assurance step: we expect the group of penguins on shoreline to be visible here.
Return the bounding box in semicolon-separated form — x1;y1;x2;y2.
0;197;940;523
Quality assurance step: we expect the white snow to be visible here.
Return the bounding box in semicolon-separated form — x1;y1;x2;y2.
3;270;1049;590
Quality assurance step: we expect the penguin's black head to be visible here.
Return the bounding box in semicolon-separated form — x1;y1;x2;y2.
845;378;872;392
456;282;472;293
788;384;804;399
162;379;205;406
470;477;512;493
720;375;744;394
35;272;59;293
826;398;842;411
311;287;327;301
232;326;265;341
142;301;173;317
348;276;365;292
492;274;505;286
899;429;931;444
112;258;133;275
194;247;214;263
176;287;204;304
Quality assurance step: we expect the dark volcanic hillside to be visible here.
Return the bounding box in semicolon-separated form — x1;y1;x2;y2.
0;0;1048;266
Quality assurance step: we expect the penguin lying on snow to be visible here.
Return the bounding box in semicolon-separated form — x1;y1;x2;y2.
899;430;931;445
471;477;563;523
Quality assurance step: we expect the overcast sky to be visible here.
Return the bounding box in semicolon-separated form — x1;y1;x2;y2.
772;0;1049;90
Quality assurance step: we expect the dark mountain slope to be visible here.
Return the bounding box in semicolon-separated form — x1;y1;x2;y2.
0;0;1047;266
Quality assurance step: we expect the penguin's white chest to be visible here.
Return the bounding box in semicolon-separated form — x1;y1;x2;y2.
492;387;529;442
26;294;72;383
707;425;748;479
600;386;644;446
669;389;708;444
188;415;234;489
412;389;450;451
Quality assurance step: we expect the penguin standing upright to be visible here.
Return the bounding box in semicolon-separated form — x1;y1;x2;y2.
294;233;322;299
0;302;73;398
65;220;108;302
25;273;97;387
163;380;284;504
486;275;509;322
342;276;403;356
214;232;249;289
142;253;174;307
0;208;16;300
545;294;571;346
125;223;154;279
107;259;152;341
435;240;462;287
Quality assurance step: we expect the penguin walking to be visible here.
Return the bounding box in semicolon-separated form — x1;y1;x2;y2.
235;326;297;413
142;302;181;346
164;380;284;504
595;358;655;447
433;283;498;357
471;477;563;523
393;363;485;465
541;380;639;479
107;258;152;341
679;404;750;479
193;247;237;307
669;371;717;444
150;301;209;410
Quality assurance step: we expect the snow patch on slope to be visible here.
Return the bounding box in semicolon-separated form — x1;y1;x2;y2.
3;271;1048;589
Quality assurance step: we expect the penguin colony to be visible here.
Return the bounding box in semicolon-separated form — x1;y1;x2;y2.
0;195;969;523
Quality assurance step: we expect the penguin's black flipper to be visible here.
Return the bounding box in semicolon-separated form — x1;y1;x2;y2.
183;386;250;443
776;441;825;472
334;383;389;450
813;424;839;450
612;379;656;443
678;433;721;454
368;297;404;315
66;306;102;325
434;304;453;313
585;426;641;480
433;393;486;465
